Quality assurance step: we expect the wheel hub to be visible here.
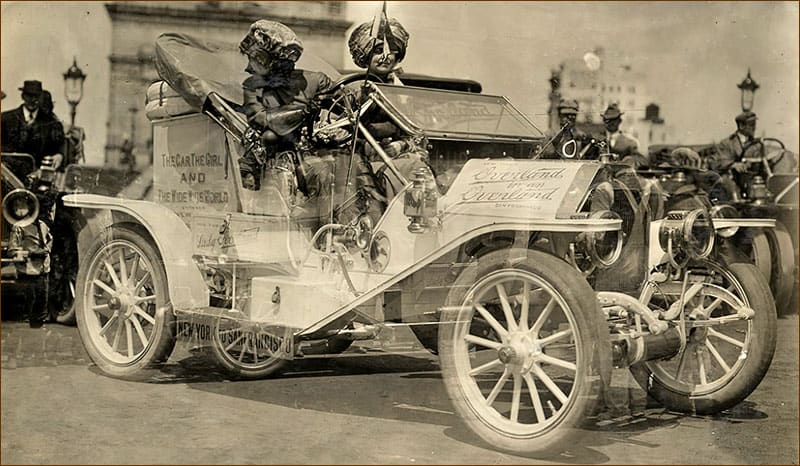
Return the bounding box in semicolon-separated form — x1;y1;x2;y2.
497;346;517;364
497;332;540;373
108;287;136;319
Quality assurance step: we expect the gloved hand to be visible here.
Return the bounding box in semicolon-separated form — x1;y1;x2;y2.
43;153;63;170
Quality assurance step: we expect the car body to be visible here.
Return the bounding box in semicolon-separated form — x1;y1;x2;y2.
62;33;777;455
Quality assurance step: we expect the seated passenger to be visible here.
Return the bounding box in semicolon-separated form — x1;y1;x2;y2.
238;20;336;227
347;16;431;200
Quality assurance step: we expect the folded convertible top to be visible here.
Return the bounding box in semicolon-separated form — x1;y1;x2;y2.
154;32;342;110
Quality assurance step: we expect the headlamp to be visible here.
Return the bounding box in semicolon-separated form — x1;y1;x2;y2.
658;209;715;268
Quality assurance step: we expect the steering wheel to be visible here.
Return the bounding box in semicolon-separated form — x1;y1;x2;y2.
314;72;387;140
743;137;787;164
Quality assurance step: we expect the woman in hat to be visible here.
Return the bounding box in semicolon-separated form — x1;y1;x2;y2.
348;16;409;85
238;20;336;228
344;15;430;204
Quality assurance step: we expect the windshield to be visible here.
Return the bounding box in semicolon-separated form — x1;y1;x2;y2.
374;84;542;140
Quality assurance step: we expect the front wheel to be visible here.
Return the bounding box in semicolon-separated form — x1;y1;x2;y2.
630;261;776;414
439;249;610;454
75;225;176;379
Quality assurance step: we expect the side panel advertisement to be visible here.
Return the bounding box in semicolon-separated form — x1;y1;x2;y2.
152;114;236;223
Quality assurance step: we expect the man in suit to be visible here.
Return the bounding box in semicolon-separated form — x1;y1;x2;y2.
1;80;65;170
537;99;591;159
602;103;642;159
709;111;758;172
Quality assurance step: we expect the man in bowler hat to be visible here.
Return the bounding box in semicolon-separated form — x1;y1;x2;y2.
1;80;65;170
601;103;648;168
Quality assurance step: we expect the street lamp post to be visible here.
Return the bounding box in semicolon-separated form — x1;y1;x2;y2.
737;69;760;113
63;57;87;128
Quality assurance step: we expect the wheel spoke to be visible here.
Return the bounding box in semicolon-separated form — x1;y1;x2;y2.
510;373;522;422
469;358;503;377
496;284;518;331
93;279;116;296
537;328;573;348
697;349;708;385
530;297;555;336
536;353;577;372
532;364;569;404
132;306;156;325
474;304;509;340
704;297;725;316
118;249;127;288
111;318;124;352
523;373;546;423
131;316;149;348
125;320;134;357
674;347;689;380
128;255;139;286
485;369;510;406
708;328;745;348
705;339;731;373
250;334;259;364
519;281;530;331
238;338;248;362
225;334;245;352
99;314;119;337
134;270;151;293
104;260;122;288
464;334;503;350
135;295;156;304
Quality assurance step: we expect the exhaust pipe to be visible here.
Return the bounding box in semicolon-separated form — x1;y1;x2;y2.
613;327;682;367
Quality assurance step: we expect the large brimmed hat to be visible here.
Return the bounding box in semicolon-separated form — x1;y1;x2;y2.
239;20;303;64
18;80;43;96
557;99;579;115
348;17;409;69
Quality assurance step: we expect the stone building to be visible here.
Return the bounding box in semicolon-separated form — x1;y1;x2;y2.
104;1;351;167
548;47;674;153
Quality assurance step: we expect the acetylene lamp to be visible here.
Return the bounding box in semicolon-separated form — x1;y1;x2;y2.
404;167;439;233
658;209;715;268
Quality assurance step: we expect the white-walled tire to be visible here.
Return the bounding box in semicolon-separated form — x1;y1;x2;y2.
76;225;175;379
439;249;610;454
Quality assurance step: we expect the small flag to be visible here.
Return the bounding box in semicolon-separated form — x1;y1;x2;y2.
369;1;388;39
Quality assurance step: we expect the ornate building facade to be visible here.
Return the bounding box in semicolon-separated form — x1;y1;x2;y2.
104;1;351;167
548;47;674;153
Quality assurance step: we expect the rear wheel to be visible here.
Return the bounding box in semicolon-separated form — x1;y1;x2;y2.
210;310;289;379
630;261;776;414
75;225;175;379
439;249;610;454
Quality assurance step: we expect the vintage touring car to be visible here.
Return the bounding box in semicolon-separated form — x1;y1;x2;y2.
63;34;776;454
2;152;83;324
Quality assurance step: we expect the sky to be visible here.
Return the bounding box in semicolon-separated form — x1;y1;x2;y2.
2;1;798;166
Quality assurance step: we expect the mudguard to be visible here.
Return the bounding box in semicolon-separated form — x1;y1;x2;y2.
62;193;208;310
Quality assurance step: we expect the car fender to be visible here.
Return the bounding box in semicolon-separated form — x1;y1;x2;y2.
62;194;208;309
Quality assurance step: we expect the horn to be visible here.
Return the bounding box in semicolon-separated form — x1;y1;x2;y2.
2;188;39;227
